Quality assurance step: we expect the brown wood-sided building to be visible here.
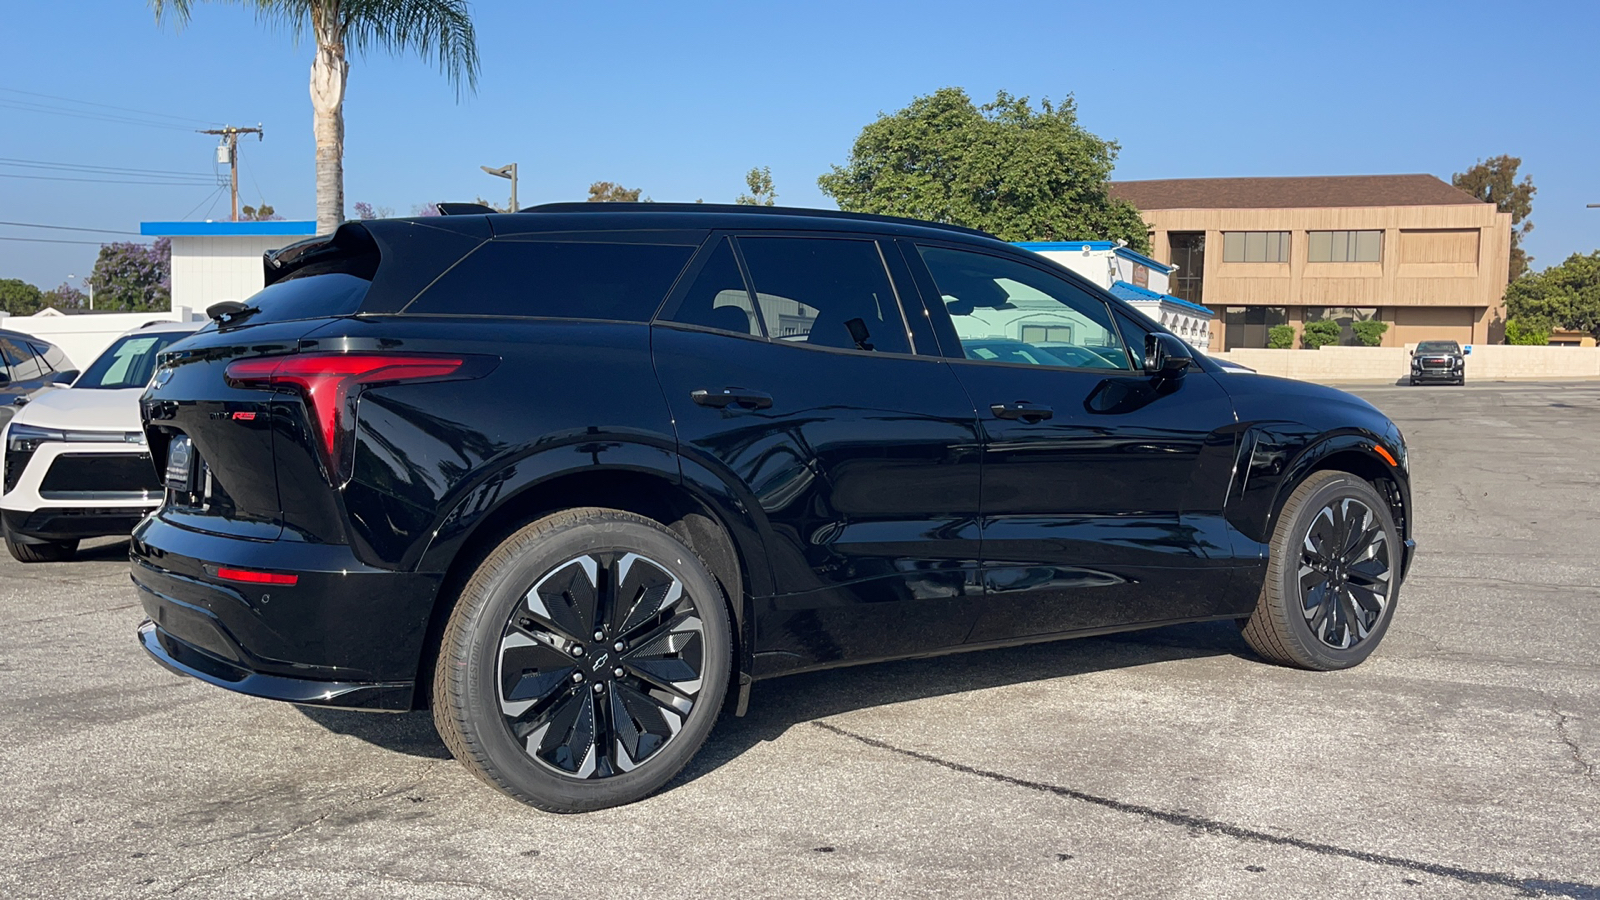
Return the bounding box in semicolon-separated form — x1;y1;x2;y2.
1110;175;1512;350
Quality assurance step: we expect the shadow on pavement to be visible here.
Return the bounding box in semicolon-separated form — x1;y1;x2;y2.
292;619;1256;777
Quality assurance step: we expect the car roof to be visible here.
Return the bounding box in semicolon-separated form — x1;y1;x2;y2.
121;320;202;337
0;328;58;347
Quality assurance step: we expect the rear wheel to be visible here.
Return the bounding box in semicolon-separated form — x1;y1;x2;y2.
433;508;731;812
3;525;78;563
1241;471;1399;670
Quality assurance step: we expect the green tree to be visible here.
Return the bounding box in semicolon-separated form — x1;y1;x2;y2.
88;239;172;312
587;181;645;202
0;278;44;315
1504;250;1600;339
1503;318;1551;345
1266;324;1295;349
818;87;1149;249
1452;155;1536;280
1302;320;1342;349
240;203;283;221
152;0;479;235
736;166;776;206
40;282;87;311
1351;319;1389;347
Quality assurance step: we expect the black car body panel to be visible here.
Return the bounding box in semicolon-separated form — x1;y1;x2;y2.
133;206;1414;713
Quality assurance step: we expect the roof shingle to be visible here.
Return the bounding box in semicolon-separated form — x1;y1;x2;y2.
1108;174;1484;211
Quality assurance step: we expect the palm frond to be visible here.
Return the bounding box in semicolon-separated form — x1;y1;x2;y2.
343;0;481;98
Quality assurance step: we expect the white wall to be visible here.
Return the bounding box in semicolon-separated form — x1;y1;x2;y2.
1215;345;1600;382
0;308;205;371
169;235;299;309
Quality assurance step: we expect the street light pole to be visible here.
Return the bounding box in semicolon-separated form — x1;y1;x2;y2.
481;163;518;212
68;274;94;311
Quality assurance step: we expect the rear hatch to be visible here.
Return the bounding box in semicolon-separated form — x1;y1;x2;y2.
142;227;379;541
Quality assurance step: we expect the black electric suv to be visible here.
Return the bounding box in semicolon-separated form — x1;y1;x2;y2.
133;204;1414;812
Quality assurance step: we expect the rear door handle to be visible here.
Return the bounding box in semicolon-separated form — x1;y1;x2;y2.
989;400;1054;421
691;387;774;410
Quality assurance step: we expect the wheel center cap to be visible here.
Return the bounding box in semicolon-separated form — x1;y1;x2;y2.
590;650;612;676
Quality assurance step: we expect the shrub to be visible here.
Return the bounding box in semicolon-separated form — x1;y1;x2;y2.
1504;318;1551;345
1351;319;1389;346
1266;324;1295;349
1302;320;1342;349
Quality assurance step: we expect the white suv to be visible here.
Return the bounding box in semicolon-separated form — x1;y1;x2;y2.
1;321;198;562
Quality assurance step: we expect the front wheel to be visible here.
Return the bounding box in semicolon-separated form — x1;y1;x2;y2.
1241;471;1400;670
433;508;732;812
4;524;78;563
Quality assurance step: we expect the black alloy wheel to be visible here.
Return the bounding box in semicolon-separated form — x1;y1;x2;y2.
1241;471;1400;670
434;508;731;812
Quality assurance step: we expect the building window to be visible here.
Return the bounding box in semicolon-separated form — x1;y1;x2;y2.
1308;230;1382;263
1223;306;1288;350
1168;232;1205;306
1305;307;1379;345
1222;231;1289;263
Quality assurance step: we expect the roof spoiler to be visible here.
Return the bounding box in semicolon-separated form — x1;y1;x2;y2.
437;202;497;216
262;222;379;287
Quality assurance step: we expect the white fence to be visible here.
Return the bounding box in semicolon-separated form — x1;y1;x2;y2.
0;308;206;371
1215;345;1600;382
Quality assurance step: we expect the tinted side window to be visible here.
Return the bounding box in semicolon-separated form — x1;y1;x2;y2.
1111;307;1152;368
27;343;54;374
918;246;1130;371
407;240;695;320
666;238;761;336
246;273;371;324
736;237;910;354
0;339;46;382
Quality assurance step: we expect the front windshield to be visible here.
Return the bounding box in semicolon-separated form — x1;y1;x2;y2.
1416;341;1461;354
75;331;191;390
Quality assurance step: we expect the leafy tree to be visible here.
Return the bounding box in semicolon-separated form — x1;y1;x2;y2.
1351;319;1389;347
1266;324;1295;349
412;202;442;217
736;166;777;206
240;203;283;221
1452;155;1536;280
1503;318;1551;345
40;282;87;311
0;278;43;315
88;239;172;312
152;0;479;235
1504;250;1600;339
352;201;393;220
818;87;1149;250
587;182;645;203
1301;320;1341;349
473;196;510;213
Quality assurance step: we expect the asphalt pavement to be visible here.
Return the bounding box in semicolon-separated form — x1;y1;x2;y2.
2;380;1597;899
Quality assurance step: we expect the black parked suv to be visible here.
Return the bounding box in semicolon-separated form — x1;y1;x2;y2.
134;205;1415;811
1410;340;1465;385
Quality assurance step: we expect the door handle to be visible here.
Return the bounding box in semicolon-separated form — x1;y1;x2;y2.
989;400;1054;421
691;387;774;410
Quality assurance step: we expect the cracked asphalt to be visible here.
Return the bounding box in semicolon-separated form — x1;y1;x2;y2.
2;380;1598;899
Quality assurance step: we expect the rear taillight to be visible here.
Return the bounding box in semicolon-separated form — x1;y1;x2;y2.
215;567;299;586
224;352;490;482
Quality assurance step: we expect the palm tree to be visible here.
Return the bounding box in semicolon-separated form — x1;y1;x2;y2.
151;1;479;234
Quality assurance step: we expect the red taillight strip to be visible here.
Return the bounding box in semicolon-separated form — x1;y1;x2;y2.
215;567;299;586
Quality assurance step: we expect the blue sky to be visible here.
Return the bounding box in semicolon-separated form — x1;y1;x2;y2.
2;0;1596;291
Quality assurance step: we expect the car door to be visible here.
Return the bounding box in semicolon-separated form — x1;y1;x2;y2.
0;337;48;413
899;240;1252;644
652;233;984;676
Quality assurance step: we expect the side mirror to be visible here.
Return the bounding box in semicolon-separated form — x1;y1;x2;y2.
1144;333;1194;379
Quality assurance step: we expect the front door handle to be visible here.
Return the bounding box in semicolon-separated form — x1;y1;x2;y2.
989;400;1054;421
692;387;774;410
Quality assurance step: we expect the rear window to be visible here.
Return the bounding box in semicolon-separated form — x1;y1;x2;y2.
241;272;371;324
404;240;696;320
76;331;193;389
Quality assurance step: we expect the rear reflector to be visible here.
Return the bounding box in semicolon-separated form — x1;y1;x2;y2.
216;567;299;586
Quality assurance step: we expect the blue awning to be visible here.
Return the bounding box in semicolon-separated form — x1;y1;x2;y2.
1109;281;1213;316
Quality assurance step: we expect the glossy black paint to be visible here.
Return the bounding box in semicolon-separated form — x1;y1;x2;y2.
132;206;1413;714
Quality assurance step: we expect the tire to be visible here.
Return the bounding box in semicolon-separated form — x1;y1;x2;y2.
432;508;732;812
1240;471;1400;670
1408;376;1417;386
4;525;78;563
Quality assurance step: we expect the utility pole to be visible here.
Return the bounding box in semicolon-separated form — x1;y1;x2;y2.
199;124;264;221
481;163;518;212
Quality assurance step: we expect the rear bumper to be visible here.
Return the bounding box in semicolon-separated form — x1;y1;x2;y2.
139;619;413;711
130;512;442;710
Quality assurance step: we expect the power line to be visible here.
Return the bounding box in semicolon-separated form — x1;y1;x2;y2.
0;156;220;181
0;221;142;236
0;172;218;187
0;86;222;127
0;98;200;132
179;185;229;221
0;235;110;246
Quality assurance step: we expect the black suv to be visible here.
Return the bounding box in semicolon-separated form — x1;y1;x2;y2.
1410;340;1465;385
134;205;1414;812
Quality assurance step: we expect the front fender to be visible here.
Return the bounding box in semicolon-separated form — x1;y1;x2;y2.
1228;426;1409;548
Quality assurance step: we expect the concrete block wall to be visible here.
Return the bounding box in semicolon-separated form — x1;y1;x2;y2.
1214;345;1600;382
